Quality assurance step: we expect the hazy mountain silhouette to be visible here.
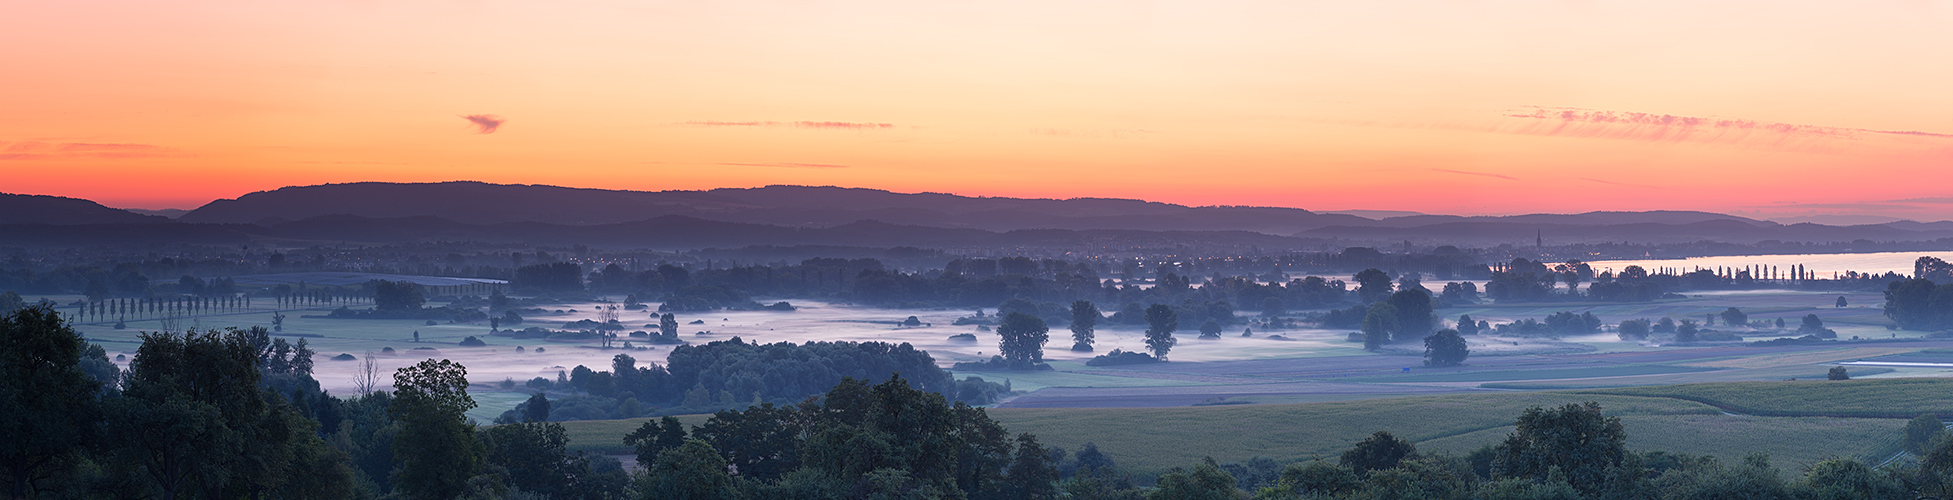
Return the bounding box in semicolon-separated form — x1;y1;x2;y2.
11;182;1953;249
176;181;1371;233
0;193;168;225
1361;210;1770;229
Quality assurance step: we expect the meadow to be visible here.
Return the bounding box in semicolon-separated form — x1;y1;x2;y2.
1579;378;1953;418
553;385;1920;479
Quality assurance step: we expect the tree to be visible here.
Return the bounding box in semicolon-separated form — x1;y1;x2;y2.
1801;457;1906;500
372;280;426;312
1198;320;1222;339
1340;431;1416;475
1423;329;1468;367
1069;300;1099;352
0;305;103;500
1361;303;1399;351
1492;402;1627;496
624;416;689;470
997;312;1051;365
1837;295;1849;308
1147;459;1237;500
1005;434;1060;500
1387;289;1435;341
1144;304;1178;360
389;359;483;500
352;351;380;396
1354;269;1393;303
1676;320;1699;342
1456;314;1478;335
1260;296;1287;317
1273;461;1362;498
1906;414;1945;453
479;421;588;498
641;439;735;500
522;392;552;423
1720;307;1748;328
659;313;678;338
1618;319;1651;340
1828;366;1849;380
107;327;352;500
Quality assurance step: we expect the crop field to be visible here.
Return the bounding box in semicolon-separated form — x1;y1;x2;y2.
1477;366;1897;389
1346;364;1718;383
557;415;715;455
555;386;1915;479
982;392;1718;477
1417;414;1906;469
1579;378;1953;418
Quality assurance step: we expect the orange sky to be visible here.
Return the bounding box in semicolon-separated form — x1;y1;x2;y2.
4;1;1951;220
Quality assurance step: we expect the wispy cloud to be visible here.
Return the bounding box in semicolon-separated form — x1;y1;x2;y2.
716;162;849;169
462;115;505;134
1499;107;1953;146
1429;168;1517;180
0;141;182;160
684;120;894;130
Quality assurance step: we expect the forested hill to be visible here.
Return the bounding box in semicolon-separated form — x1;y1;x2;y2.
0;192;167;225
175;181;1372;233
10;182;1953;247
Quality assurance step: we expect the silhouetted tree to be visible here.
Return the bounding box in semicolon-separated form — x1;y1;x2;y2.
1362;303;1398;351
1144;304;1178;360
1069;300;1099;352
1492;402;1627;495
1828;366;1850;380
389;359;482;500
1423;329;1468;367
624;416;690;470
372;280;426;312
997;312;1051;365
1387;289;1435;341
0;305;103;499
1354;269;1393;303
1341;431;1416;476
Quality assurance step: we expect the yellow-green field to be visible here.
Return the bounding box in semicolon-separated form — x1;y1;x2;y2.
1579;378;1953;418
554;379;1937;478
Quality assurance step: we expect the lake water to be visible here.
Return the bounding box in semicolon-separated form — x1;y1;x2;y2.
1582;251;1952;279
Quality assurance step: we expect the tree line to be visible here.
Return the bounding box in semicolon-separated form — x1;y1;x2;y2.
0;305;630;500
497;338;1013;422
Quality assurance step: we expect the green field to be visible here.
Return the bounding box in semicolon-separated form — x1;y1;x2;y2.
1579;378;1953;418
553;387;1919;479
1417;414;1906;469
1478;366;1898;389
1350;364;1719;383
983;393;1717;478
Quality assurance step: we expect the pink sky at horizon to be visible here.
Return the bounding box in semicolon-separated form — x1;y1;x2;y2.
4;1;1952;220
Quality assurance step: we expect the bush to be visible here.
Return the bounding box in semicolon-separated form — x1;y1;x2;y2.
458;336;487;347
1828;366;1849;380
947;333;978;342
1085;349;1162;367
1423;330;1468;367
952;355;1052;372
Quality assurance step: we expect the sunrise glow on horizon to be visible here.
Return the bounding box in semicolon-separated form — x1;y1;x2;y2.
5;1;1952;220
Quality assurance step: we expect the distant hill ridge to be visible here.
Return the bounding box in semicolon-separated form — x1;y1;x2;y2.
174;181;1774;235
5;182;1949;248
0;192;167;225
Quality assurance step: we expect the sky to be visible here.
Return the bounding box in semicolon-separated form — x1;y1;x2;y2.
3;1;1952;221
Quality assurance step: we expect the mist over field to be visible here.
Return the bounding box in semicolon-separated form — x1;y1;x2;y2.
8;180;1953;499
10;0;1953;497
